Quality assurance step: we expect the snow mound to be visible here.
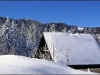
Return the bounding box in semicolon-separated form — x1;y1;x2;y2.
0;55;96;74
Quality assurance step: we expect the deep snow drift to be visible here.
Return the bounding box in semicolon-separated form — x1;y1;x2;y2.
43;32;100;65
0;55;96;74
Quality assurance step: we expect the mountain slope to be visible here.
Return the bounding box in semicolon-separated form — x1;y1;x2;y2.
0;16;100;57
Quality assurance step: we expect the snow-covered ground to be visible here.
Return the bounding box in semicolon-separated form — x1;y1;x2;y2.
0;55;97;74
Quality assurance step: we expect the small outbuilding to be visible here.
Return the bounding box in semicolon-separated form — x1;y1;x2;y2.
35;32;100;69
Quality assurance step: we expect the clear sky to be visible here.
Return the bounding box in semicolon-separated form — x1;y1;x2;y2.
0;1;100;27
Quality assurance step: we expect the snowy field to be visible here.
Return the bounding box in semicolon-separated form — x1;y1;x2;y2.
0;55;98;74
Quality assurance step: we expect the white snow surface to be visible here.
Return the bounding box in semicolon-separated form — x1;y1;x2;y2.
78;27;84;31
43;32;100;65
0;55;96;74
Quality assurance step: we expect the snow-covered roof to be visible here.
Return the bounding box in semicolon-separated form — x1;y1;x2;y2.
43;32;100;65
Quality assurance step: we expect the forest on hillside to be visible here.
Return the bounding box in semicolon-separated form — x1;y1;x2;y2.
0;16;100;57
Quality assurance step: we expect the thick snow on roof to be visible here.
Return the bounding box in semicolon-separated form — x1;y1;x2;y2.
0;55;95;74
43;32;100;65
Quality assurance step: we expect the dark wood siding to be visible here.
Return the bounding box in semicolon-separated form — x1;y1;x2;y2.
35;35;52;60
69;64;100;69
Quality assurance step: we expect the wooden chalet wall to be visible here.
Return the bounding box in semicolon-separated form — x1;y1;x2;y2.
35;35;52;60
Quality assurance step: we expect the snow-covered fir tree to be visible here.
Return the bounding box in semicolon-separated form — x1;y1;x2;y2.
62;27;66;32
49;24;55;32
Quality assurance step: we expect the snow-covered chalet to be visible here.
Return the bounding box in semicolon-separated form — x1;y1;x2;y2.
35;32;100;69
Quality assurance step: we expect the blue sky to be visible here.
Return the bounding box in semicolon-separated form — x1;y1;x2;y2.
0;1;100;27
